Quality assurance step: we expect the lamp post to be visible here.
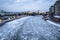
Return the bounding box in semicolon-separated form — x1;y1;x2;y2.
0;19;2;23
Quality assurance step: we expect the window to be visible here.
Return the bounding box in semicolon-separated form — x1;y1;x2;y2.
57;5;60;10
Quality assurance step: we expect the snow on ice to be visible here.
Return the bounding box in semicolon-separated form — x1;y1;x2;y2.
0;16;60;40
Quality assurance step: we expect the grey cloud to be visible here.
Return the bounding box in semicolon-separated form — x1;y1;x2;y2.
0;0;57;12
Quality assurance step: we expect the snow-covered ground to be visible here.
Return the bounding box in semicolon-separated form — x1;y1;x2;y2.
47;20;60;27
0;16;60;40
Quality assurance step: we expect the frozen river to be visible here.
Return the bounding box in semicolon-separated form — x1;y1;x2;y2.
0;16;60;40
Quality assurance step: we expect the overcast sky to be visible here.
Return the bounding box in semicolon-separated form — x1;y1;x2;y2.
0;0;56;12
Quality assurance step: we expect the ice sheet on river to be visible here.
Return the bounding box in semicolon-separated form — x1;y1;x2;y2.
0;16;60;40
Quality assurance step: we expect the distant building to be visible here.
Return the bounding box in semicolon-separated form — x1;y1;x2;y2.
48;0;60;22
49;0;60;16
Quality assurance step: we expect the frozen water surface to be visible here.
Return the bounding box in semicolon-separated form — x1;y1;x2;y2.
0;16;60;40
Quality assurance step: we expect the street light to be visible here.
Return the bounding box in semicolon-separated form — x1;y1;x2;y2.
0;19;2;23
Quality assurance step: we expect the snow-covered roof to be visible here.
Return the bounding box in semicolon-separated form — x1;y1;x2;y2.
54;16;60;18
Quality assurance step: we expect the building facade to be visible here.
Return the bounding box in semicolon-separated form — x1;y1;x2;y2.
49;6;55;19
54;0;60;16
48;0;60;22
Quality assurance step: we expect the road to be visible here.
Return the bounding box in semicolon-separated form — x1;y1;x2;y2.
0;16;60;40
